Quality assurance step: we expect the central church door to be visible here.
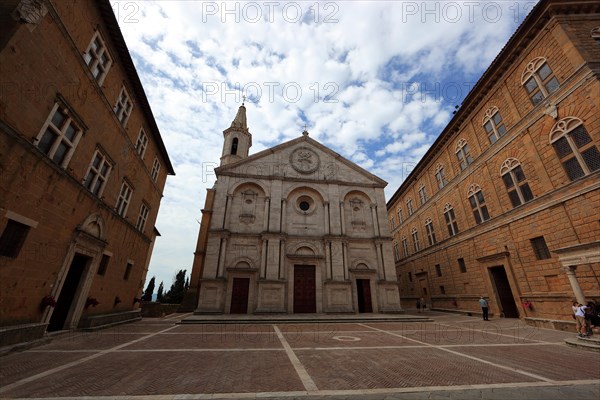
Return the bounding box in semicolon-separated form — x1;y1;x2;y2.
230;278;250;314
293;265;316;313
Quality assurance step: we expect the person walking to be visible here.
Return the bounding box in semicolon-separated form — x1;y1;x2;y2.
479;296;489;321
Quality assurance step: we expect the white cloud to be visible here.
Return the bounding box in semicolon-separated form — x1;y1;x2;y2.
112;0;533;289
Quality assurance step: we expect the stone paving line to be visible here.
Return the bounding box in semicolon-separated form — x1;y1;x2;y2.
0;313;599;399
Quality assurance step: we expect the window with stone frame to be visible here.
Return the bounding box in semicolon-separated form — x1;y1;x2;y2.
500;158;534;208
83;31;112;85
402;236;409;258
443;203;459;237
114;86;133;126
115;180;133;218
467;184;490;224
425;218;436;246
482;106;507;144
530;236;551;260
592;27;600;44
521;57;560;106
411;227;420;252
393;242;400;261
135;128;148;159
151;157;161;182
83;149;112;197
397;207;404;225
550;117;600;181
455;139;474;170
390;217;396;231
435;164;448;189
97;253;110;276
418;185;427;205
136;203;149;232
0;219;31;258
407;198;414;216
34;103;84;168
458;258;467;273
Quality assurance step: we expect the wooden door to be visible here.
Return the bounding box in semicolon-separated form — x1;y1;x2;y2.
356;279;373;313
293;265;316;313
230;278;250;314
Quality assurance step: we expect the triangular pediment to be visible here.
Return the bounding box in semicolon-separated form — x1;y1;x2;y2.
215;135;386;187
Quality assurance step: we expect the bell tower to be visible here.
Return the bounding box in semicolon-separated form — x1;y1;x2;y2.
221;102;252;166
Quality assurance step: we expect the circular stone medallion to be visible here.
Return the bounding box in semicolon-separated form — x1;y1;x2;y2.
290;147;320;174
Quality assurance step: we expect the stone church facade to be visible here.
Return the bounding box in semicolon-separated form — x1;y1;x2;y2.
188;105;401;314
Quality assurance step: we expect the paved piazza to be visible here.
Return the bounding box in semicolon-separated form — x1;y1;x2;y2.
1;312;598;399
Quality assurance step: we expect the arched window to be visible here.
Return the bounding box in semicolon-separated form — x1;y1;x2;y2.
482;106;507;144
550;117;599;181
435;163;448;189
443;203;459;237
393;242;400;261
425;217;436;246
521;57;559;105
411;227;420;253
467;184;490;224
231;137;239;155
397;207;404;225
500;158;534;207
418;184;427;205
406;198;414;216
455;139;473;170
592;27;600;44
401;236;409;258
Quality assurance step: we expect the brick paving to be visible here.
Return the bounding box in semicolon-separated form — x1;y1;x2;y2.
0;311;599;399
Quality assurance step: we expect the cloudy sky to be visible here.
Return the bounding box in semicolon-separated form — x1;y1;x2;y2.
111;0;538;290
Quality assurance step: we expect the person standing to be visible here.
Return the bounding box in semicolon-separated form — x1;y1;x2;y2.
479;296;489;321
574;302;589;337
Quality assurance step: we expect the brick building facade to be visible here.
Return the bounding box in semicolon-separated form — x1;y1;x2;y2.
387;0;599;328
0;0;174;347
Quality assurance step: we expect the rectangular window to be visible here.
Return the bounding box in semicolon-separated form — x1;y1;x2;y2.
136;203;149;232
115;181;133;217
83;150;112;197
407;199;414;216
124;262;133;280
440;285;446;294
530;236;551;260
458;258;467;273
435;264;442;277
151;157;161;182
114;86;132;126
408;272;413;282
97;254;110;276
83;32;112;84
0;220;30;258
35;103;83;167
135;129;148;159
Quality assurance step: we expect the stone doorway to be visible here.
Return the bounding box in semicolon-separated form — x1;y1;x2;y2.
293;265;316;313
230;278;250;314
356;279;373;313
490;266;519;318
48;253;91;332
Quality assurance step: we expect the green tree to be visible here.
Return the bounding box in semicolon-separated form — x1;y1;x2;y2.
156;281;164;303
142;276;156;301
163;269;187;304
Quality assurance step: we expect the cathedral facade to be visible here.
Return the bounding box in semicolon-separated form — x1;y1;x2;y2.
188;105;401;314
